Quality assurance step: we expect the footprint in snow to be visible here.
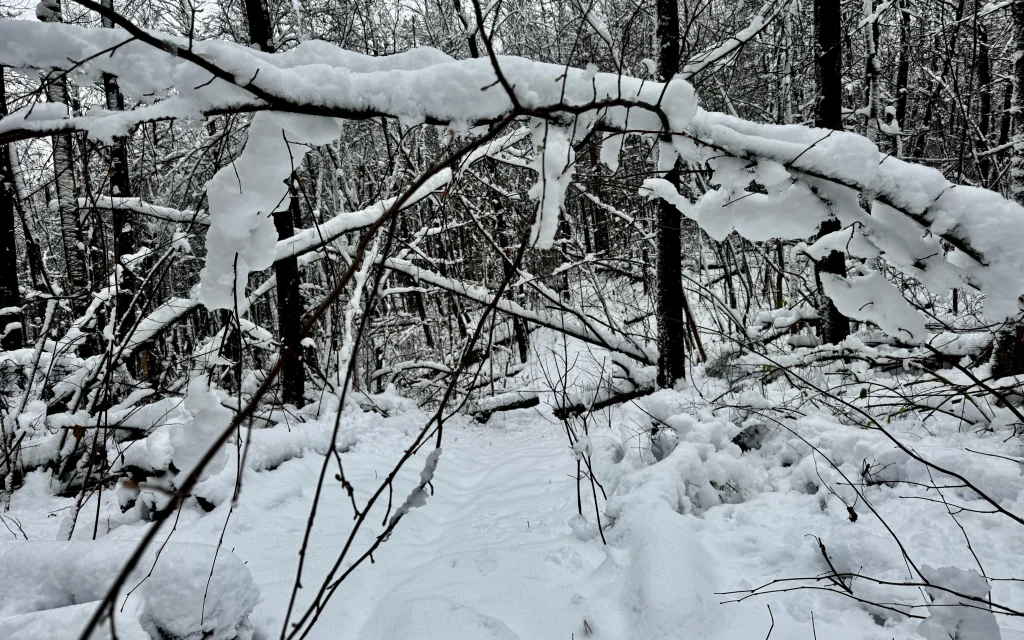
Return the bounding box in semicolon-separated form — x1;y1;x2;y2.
358;597;520;640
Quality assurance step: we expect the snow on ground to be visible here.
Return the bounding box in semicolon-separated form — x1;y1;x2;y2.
4;368;1024;638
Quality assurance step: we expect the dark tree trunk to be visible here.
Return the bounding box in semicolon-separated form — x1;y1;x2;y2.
812;0;851;345
101;0;136;343
655;0;686;386
588;144;610;254
0;67;22;350
991;0;1024;378
894;0;911;131
451;0;480;59
274;192;305;405
976;7;993;185
243;0;306;404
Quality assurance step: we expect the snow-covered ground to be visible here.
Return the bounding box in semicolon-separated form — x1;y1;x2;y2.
4;372;1024;639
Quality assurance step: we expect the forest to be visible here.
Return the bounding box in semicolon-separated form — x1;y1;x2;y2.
0;0;1023;637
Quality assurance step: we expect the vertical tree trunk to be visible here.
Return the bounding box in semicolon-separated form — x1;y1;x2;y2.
243;0;306;405
992;0;1024;378
654;0;686;387
451;0;480;59
976;19;993;185
0;66;22;350
813;0;851;345
101;0;135;333
1012;0;1024;201
862;0;880;142
894;0;911;156
275;192;305;404
38;0;89;317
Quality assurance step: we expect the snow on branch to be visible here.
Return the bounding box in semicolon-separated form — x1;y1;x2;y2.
77;196;208;225
0;18;696;143
664;111;1024;321
7;10;1024;326
384;257;654;364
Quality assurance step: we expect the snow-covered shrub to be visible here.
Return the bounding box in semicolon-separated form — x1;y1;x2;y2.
0;541;259;640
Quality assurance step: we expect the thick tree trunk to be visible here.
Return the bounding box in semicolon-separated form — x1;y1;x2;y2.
38;0;89;317
244;0;306;404
812;0;851;345
992;0;1024;377
655;0;686;386
1011;1;1024;201
0;67;22;350
275;193;305;404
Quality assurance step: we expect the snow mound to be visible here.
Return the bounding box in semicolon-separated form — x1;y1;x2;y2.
0;541;259;640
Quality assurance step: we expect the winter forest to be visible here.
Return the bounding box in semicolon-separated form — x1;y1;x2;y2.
6;0;1024;637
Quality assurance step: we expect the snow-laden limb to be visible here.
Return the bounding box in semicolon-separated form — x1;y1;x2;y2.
384;257;654;364
527;118;574;249
77;196;208;225
679;110;1024;319
0;102;68;135
0;540;258;640
0;20;697;143
125;291;200;351
386;447;442;530
680;10;769;80
820;271;927;342
200;112;340;310
276;168;451;261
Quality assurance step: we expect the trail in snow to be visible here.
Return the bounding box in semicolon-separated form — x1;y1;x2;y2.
172;413;621;639
6;389;1024;639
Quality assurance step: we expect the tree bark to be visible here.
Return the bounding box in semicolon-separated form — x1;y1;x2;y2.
655;0;686;386
976;19;992;185
101;0;136;341
0;66;22;350
812;0;851;345
38;0;89;317
244;0;306;404
991;0;1024;377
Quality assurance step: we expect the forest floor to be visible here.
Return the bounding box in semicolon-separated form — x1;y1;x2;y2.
8;374;1024;639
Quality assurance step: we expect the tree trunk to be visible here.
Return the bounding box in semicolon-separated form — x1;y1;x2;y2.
894;0;911;156
275;192;305;405
100;0;136;341
38;0;89;317
863;0;880;142
655;0;686;386
992;0;1024;377
976;16;993;185
243;0;306;404
0;66;22;350
813;0;851;345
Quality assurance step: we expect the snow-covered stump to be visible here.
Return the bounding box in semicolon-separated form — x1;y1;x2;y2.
0;541;259;640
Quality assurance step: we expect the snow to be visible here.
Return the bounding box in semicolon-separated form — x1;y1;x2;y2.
527;119;575;249
168;376;231;482
0;540;258;640
5;362;1024;640
0;102;68;135
821;271;928;342
199;112;341;310
5;12;1024;640
0;21;697;142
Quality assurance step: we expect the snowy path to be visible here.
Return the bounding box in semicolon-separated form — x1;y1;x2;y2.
173;415;623;639
8;400;1024;639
